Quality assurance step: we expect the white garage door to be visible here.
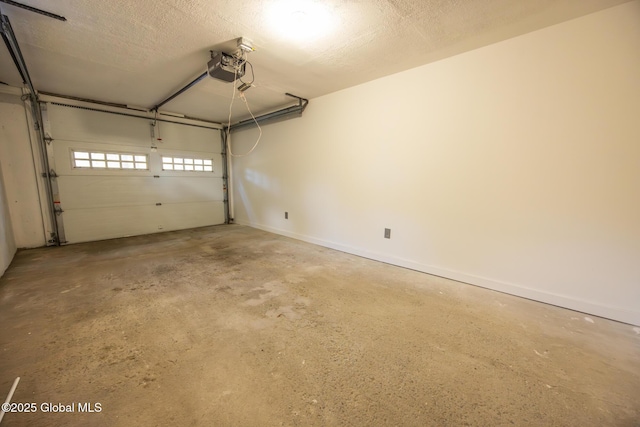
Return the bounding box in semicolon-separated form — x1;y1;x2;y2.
45;103;225;244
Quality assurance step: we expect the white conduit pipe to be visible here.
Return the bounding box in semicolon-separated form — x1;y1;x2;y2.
227;134;235;221
0;377;21;424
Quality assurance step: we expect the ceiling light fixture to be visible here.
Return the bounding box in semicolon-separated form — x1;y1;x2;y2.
267;0;336;42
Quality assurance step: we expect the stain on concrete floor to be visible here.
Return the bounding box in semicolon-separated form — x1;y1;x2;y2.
0;225;638;426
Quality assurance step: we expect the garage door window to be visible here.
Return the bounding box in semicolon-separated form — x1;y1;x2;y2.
162;156;213;172
73;151;148;170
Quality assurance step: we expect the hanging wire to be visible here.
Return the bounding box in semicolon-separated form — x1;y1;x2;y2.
226;57;262;157
238;61;255;86
230;92;262;157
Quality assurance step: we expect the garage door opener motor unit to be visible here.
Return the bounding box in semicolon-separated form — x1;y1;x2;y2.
207;51;245;82
207;37;253;83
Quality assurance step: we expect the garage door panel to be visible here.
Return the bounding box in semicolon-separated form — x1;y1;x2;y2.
154;122;221;152
58;176;223;210
58;176;159;209
156;177;223;204
63;205;164;243
156;201;225;231
48;105;151;146
46;104;225;244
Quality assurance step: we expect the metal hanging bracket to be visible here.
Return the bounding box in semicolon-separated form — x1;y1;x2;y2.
228;93;309;133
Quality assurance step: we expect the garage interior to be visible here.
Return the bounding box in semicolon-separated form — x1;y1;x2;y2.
0;0;639;426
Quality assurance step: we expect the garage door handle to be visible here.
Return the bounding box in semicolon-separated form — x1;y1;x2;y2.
156;203;162;206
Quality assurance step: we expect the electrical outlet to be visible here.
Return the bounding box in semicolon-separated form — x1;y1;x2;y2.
384;228;391;239
285;212;288;219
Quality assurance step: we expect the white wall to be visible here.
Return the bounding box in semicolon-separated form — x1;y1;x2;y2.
0;92;47;248
0;91;25;274
0;159;16;276
231;2;640;325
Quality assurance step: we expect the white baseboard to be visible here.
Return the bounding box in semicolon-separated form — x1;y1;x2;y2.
235;220;639;326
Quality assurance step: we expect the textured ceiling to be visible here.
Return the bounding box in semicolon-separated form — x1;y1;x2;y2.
0;0;631;123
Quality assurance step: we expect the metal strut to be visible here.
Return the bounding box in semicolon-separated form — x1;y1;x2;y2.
1;13;35;93
0;0;66;21
152;71;208;112
1;30;26;82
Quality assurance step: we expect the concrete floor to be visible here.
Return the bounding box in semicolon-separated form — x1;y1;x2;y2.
0;225;638;427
